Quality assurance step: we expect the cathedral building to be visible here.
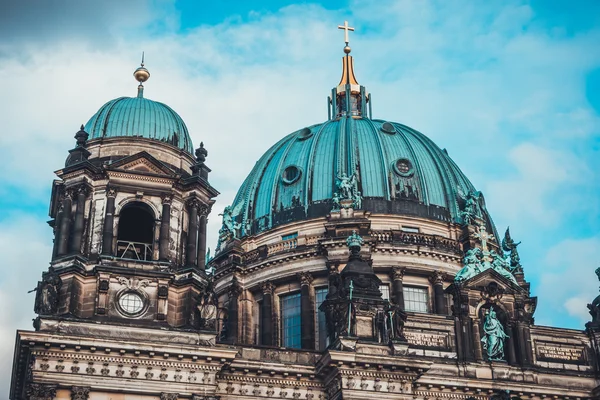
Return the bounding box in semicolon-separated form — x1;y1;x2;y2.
10;23;600;400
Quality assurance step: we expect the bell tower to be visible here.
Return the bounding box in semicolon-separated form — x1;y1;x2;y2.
12;61;232;400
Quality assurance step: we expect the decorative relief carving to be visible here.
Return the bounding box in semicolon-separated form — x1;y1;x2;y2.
391;266;405;281
71;386;90;400
429;270;445;285
117;276;151;290
161;194;173;205
130;365;139;378
106;187;117;198
85;362;95;375
160;394;179;400
298;271;314;286
260;281;276;295
26;383;57;400
100;364;110;376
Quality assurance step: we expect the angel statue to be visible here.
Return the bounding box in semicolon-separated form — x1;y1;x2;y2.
336;173;356;200
219;204;242;238
459;190;482;225
501;227;522;273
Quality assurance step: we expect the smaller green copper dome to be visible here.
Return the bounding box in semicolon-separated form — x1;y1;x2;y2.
84;95;193;153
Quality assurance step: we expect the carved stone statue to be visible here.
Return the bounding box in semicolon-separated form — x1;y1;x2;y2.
331;171;362;211
219;205;241;237
490;251;518;284
197;280;218;330
34;272;61;315
385;304;407;341
587;267;600;328
481;308;508;361
331;192;341;211
454;248;484;282
337;173;355;200
459;190;482;225
501;227;522;273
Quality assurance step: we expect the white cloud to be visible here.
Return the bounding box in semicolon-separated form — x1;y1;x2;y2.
0;215;52;394
536;236;600;326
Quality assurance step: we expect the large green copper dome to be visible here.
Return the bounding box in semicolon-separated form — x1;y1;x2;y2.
230;118;493;238
84;92;193;154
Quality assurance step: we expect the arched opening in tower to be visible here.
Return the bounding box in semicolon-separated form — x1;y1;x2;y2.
116;202;155;261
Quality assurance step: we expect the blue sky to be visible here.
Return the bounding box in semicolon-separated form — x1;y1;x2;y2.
0;0;599;394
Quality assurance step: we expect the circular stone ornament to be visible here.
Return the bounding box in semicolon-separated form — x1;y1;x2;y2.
380;122;396;134
393;158;414;177
117;291;145;316
282;165;301;185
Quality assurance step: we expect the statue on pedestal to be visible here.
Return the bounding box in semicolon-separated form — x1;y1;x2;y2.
481;308;508;361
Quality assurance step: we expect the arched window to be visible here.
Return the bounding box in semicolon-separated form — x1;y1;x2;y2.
116;202;155;261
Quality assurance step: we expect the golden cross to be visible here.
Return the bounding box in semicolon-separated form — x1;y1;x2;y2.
338;20;355;44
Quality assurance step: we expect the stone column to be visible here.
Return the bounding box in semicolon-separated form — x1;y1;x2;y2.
261;282;275;346
186;198;199;266
159;195;172;261
52;201;64;260
69;185;88;254
197;205;208;269
472;318;483;361
227;280;242;344
506;322;517;365
101;188;117;256
391;267;406;309
430;271;446;315
57;189;73;256
299;272;315;350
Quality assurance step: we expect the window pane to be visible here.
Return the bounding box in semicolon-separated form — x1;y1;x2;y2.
379;284;390;301
281;293;302;348
315;287;329;350
403;286;429;313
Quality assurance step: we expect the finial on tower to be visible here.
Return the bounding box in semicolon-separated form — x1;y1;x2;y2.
329;20;370;119
338;20;355;54
133;52;150;98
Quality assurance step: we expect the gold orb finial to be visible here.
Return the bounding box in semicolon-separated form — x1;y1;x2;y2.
343;45;351;54
133;52;150;84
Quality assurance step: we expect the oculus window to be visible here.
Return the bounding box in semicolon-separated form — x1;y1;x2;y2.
282;166;301;185
117;292;145;316
404;286;429;313
280;293;302;348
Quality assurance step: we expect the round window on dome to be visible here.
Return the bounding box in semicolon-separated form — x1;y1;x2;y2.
297;127;313;141
393;158;414;177
282;166;301;185
117;291;145;316
380;122;396;134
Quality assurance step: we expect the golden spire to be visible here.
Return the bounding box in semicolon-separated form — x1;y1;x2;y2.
337;21;359;86
133;52;150;98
